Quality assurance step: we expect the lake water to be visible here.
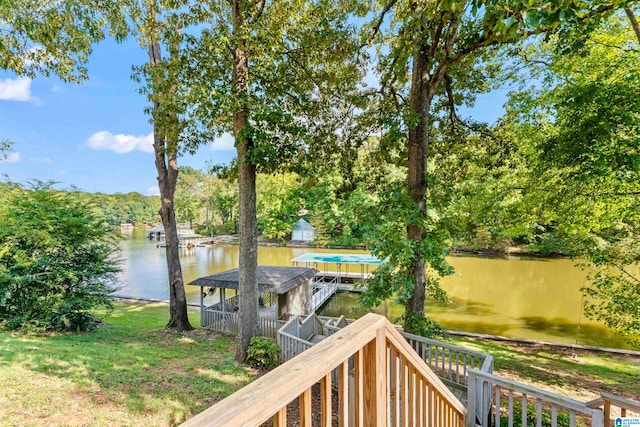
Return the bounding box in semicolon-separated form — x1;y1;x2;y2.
117;228;631;349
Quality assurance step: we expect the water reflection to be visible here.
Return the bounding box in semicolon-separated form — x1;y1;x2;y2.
117;229;632;349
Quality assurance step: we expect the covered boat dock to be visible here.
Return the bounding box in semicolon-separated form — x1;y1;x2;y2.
291;252;383;292
188;266;318;336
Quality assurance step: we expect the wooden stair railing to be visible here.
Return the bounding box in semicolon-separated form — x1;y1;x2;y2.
587;392;640;426
181;313;466;427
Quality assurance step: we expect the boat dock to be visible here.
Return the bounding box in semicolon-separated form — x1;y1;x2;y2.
292;253;383;308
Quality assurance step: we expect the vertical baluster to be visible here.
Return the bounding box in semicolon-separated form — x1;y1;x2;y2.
551;405;557;427
522;394;528;427
448;349;453;381
495;385;501;426
339;360;349;427
569;410;576;427
536;400;543;427
456;352;460;385
321;373;332;427
356;348;364;426
429;387;435;427
419;376;426;427
403;356;409;426
300;388;312;427
394;349;401;427
463;354;468;385
272;407;287;427
387;346;392;427
508;390;513;427
407;366;414;427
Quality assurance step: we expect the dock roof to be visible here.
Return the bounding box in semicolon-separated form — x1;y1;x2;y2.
291;253;383;265
187;266;318;294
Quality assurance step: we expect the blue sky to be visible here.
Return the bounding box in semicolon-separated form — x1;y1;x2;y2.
0;38;236;195
0;37;507;195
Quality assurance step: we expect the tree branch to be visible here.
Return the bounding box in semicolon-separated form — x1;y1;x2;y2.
251;0;266;23
361;0;399;49
625;6;640;44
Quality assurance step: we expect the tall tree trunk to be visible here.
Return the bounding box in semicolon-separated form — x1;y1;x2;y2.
404;32;452;326
148;31;193;332
233;0;259;362
405;44;430;322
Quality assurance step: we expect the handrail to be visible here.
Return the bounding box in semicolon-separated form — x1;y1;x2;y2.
182;313;466;427
401;330;494;389
468;369;604;427
587;392;640;423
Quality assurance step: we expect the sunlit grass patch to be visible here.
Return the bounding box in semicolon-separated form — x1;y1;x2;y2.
0;303;255;426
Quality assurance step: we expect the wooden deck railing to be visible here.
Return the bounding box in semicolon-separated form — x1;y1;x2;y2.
182;313;466;427
467;369;605;427
586;392;640;426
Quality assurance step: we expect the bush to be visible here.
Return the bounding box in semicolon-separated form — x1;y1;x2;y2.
401;311;448;339
246;336;280;369
0;183;120;332
498;401;579;427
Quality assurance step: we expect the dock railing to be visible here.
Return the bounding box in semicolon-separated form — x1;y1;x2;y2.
467;369;605;427
207;294;240;312
311;277;338;311
182;313;466;427
202;307;285;338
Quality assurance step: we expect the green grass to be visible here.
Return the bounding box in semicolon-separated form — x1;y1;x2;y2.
0;303;255;426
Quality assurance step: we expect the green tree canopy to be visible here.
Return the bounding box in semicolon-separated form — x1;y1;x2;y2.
0;0;129;81
471;11;640;344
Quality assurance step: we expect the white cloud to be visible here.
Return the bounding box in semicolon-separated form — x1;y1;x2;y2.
210;133;236;151
0;152;21;163
0;77;32;102
85;130;154;153
51;84;62;93
146;185;160;196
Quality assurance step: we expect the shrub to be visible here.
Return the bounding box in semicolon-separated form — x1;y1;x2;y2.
498;401;580;427
0;183;120;332
246;336;280;369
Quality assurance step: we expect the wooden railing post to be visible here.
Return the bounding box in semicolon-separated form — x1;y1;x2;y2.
363;326;388;426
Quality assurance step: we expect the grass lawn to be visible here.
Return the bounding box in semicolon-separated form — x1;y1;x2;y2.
0;303;256;427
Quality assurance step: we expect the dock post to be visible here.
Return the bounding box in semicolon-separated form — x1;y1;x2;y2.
200;287;204;327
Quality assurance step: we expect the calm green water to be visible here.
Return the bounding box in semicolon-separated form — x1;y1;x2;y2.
118;228;631;349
